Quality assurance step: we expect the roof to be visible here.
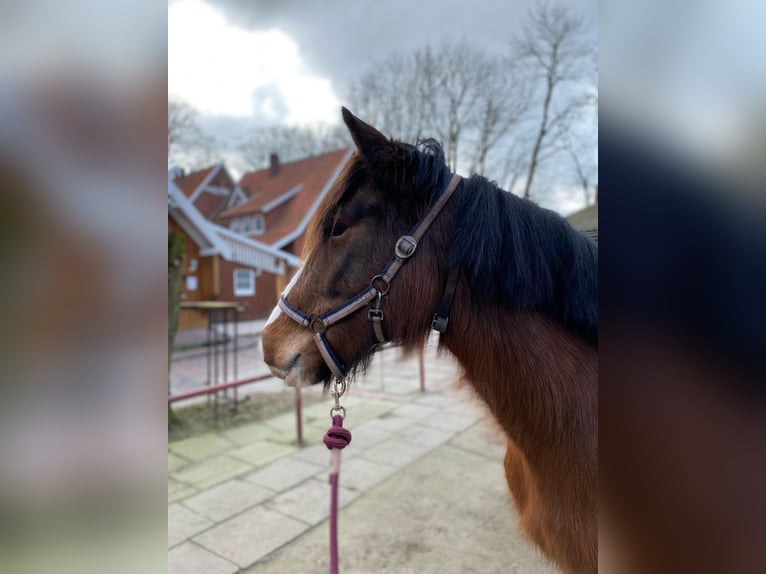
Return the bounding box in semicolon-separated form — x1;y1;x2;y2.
168;172;301;273
174;165;218;198
172;162;248;221
222;148;353;246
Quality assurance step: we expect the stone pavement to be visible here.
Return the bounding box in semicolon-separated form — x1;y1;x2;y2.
168;347;559;574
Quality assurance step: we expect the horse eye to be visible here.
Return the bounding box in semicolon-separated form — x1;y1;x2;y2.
330;220;348;237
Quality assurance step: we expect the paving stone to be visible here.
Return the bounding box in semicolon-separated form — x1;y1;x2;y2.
443;399;490;420
419;411;479;433
168;542;239;574
342;421;391;451
291;441;362;467
326;456;398;493
355;413;419;433
268;423;327;446
182;479;274;522
396;424;455;450
244;457;325;492
168;452;190;473
240;444;553;574
168;478;198;503
358;437;431;469
168;503;213;547
263;411;303;433
342;400;399;426
265;478;359;525
372;377;424;395
169;434;235;462
299;400;338;421
171;455;253;489
390;403;440;420
412;393;462;409
220;422;277;447
449;419;508;461
331;394;376;408
194;505;309;568
228;440;296;466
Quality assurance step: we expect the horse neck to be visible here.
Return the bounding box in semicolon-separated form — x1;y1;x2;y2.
441;287;598;465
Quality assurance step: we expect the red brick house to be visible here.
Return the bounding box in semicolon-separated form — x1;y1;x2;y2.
169;169;300;328
220;148;353;258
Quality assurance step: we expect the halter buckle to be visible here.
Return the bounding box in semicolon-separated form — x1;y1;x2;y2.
432;313;449;333
395;235;418;259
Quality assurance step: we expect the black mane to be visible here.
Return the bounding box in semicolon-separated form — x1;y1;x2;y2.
411;140;598;347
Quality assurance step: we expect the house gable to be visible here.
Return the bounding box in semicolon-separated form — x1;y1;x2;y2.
173;163;246;221
220;148;352;251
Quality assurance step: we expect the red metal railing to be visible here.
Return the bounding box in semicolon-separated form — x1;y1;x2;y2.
168;373;275;403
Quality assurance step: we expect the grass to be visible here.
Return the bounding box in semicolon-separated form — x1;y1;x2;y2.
168;389;326;442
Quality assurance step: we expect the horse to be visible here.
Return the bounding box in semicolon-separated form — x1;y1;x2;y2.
262;108;598;574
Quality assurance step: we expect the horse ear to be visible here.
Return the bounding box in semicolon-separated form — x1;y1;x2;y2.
341;107;389;162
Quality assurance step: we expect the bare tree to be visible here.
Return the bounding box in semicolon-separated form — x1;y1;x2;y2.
168;98;199;155
496;139;530;195
168;97;220;169
341;4;596;207
237;123;349;171
346;41;526;174
347;52;429;143
468;57;530;176
514;2;594;200
564;134;595;205
425;42;491;169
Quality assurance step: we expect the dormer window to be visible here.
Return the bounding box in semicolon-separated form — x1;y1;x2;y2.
231;219;240;233
242;217;252;233
253;214;265;235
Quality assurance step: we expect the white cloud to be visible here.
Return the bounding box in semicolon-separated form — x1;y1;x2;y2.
168;0;340;123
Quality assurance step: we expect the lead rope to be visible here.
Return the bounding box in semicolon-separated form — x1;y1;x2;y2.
323;379;352;574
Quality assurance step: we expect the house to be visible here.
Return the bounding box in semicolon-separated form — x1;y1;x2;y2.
173;163;247;220
567;185;598;231
566;202;598;231
169;169;301;328
220;148;354;258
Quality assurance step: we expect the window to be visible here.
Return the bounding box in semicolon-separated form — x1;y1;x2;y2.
233;269;255;296
242;217;252;233
253;214;265;235
231;219;240;233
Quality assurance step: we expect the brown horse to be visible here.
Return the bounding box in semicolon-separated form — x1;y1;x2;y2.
263;108;598;574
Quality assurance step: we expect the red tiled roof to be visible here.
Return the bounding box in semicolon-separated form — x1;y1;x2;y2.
223;148;351;245
174;165;217;198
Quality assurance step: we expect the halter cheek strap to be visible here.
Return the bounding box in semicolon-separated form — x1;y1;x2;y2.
279;173;462;380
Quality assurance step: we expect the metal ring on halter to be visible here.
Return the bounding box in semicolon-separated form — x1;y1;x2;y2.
370;274;391;295
308;314;326;334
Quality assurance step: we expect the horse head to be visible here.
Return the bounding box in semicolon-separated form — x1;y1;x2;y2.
262;108;456;387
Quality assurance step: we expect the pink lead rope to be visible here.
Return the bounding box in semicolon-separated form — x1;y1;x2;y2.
322;381;352;574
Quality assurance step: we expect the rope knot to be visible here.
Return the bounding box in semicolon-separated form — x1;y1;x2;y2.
323;414;352;450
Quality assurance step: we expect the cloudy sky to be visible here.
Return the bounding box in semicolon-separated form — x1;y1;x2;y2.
169;0;597;213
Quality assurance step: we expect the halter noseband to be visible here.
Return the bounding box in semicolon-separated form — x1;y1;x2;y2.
278;173;463;380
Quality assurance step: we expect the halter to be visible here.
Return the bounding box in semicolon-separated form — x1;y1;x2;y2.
278;173;463;380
